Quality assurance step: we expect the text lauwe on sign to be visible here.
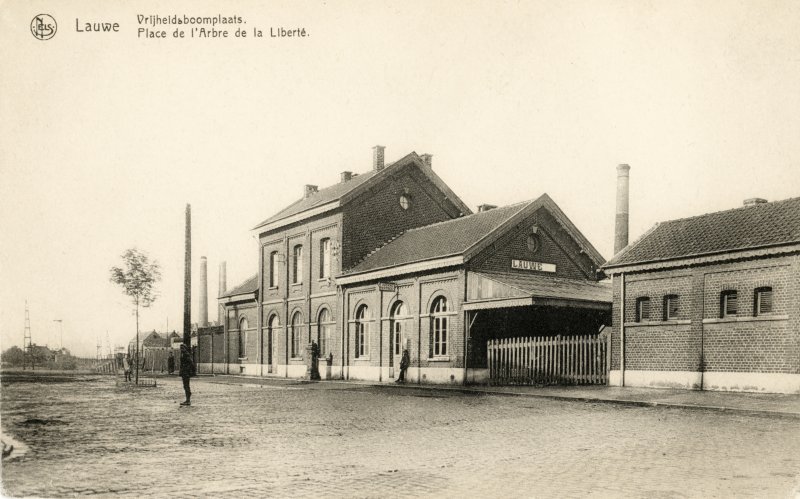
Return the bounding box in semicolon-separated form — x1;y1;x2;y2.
511;259;556;273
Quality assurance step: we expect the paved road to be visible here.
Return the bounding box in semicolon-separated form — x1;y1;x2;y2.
2;375;799;498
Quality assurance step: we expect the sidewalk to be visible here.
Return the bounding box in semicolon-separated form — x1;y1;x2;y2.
201;374;800;418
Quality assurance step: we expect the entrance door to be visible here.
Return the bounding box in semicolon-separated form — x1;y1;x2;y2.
389;302;407;378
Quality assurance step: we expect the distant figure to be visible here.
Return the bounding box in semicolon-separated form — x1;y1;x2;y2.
179;344;195;406
310;341;321;381
397;348;410;383
123;354;132;382
167;351;175;375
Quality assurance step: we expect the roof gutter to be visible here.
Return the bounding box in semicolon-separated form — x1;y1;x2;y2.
252;200;341;235
336;255;464;285
602;242;800;274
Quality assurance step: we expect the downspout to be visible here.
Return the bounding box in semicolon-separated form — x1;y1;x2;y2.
258;244;264;376
378;285;383;382
620;272;625;386
463;270;469;385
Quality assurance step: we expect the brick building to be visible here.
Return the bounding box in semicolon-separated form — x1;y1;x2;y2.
211;147;611;383
602;197;800;394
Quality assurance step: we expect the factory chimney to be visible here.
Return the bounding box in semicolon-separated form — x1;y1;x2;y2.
199;256;208;327
614;164;631;255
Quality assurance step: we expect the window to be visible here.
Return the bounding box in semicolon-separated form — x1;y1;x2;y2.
292;245;303;284
430;297;448;357
663;295;679;321
355;305;369;358
317;308;332;356
390;302;407;357
268;251;278;287
399;194;412;210
526;234;541;253
265;315;278;365
635;297;650;322
720;290;738;318
290;312;303;358
319;238;331;279
238;318;248;358
754;287;773;316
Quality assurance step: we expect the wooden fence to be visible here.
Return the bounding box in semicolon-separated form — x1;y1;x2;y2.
487;334;608;385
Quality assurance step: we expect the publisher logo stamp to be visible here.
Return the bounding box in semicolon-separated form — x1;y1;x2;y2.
31;14;57;40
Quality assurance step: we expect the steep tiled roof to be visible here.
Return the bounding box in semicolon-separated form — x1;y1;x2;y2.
252;152;471;232
474;272;612;304
344;202;531;274
253;170;378;229
605;197;800;268
221;274;258;298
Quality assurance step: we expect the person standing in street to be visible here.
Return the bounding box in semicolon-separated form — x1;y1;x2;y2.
123;354;132;382
167;351;175;375
179;344;195;406
397;348;410;383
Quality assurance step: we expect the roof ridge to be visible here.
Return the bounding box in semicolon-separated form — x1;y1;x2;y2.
402;199;531;234
655;196;800;225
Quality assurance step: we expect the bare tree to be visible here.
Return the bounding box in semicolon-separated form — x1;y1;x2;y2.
110;248;161;385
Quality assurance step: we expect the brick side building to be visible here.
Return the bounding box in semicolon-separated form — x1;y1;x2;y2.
602;197;800;394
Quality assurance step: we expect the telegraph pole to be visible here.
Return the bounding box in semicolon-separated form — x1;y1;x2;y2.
183;204;191;347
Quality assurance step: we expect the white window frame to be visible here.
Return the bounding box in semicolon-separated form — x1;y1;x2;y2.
430;297;448;357
290;312;303;358
320;238;331;279
293;245;303;284
355;305;369;359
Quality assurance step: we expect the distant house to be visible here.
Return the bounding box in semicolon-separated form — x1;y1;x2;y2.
602;197;800;394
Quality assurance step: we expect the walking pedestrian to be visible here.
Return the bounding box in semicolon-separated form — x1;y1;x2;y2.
396;348;410;383
123;354;132;382
179;344;195;406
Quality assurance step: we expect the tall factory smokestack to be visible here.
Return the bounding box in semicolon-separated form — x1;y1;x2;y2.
614;164;631;255
199;256;208;328
183;204;192;346
218;261;227;324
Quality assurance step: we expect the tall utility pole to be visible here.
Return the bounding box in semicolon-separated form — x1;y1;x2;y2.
23;301;33;370
183;204;192;346
53;319;63;351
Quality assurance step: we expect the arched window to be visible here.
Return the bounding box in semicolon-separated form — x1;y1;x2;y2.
238;317;248;358
390;301;407;357
292;245;303;284
265;314;278;365
268;251;278;287
291;312;303;358
317;308;332;356
319;238;331;279
355;305;369;358
430;297;448;357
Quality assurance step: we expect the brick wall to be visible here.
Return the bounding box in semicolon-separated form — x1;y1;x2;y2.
471;207;597;280
343;270;465;372
609;253;800;375
342;164;462;271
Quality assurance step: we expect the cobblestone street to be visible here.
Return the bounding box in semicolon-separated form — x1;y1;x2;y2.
2;374;799;498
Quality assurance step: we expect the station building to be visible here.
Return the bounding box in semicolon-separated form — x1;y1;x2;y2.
602;197;800;394
212;147;611;384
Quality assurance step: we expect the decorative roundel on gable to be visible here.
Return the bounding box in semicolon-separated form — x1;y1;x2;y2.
399;194;412;210
526;233;541;254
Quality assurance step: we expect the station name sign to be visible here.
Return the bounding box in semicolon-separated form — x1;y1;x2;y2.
511;259;556;273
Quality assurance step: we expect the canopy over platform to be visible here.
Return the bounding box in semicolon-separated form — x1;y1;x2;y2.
464;271;612;311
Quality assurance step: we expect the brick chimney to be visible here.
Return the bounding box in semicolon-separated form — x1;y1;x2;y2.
478;204;497;212
743;197;768;206
420;153;433;168
340;171;353;183
304;184;318;198
373;145;385;171
614;164;631;255
217;260;226;323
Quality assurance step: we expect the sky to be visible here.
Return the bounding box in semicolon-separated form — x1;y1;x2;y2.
2;0;799;356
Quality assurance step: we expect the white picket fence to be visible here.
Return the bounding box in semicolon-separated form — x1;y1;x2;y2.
487;334;608;385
